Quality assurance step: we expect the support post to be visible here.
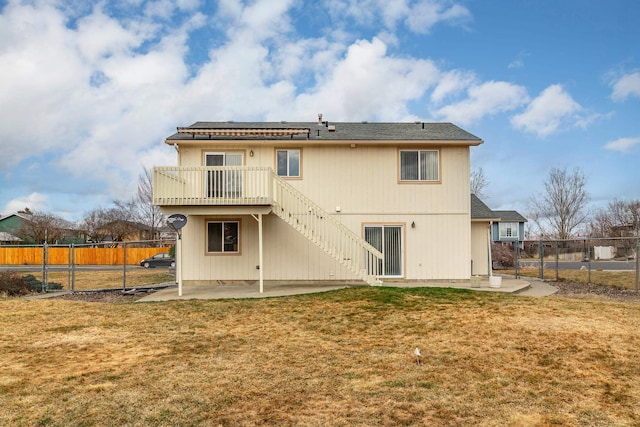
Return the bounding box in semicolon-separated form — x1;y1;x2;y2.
178;232;183;297
252;214;265;293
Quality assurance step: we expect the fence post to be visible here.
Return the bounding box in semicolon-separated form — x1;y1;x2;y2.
514;242;519;279
67;244;71;290
587;237;591;285
555;240;559;282
636;237;640;292
71;243;76;292
41;243;47;292
539;238;544;279
123;242;127;291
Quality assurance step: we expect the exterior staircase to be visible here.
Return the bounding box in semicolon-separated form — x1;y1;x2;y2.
270;172;383;286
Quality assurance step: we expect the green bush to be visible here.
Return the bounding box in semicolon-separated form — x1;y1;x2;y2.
0;272;62;296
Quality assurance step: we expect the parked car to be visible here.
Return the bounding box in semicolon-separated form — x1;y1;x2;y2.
140;252;175;268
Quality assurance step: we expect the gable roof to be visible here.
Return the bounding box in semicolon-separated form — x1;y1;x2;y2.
166;121;483;145
493;210;528;222
0;212;33;222
470;195;528;223
470;194;501;221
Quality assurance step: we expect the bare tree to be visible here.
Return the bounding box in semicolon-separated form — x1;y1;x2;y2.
81;207;111;242
136;166;165;240
590;198;640;237
529;167;590;239
17;211;67;244
107;199;142;242
470;167;489;199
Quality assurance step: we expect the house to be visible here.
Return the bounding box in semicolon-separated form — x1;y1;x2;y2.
153;119;484;293
0;231;21;244
0;212;81;244
491;210;527;249
0;212;32;234
94;220;155;243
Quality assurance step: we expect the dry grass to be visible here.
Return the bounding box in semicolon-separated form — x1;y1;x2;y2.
506;267;639;290
2;287;640;426
16;269;175;291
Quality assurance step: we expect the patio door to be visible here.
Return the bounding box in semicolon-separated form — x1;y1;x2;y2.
364;225;403;277
205;152;243;198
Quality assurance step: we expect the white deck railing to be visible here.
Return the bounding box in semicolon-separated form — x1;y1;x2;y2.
153;166;382;284
153;166;272;206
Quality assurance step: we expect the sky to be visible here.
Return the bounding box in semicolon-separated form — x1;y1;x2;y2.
0;0;639;223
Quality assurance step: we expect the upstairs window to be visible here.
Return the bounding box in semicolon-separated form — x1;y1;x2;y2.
499;222;518;239
276;149;301;178
400;150;439;181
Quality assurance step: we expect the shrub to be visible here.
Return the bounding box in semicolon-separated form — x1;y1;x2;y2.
0;272;31;296
0;272;62;296
492;243;515;268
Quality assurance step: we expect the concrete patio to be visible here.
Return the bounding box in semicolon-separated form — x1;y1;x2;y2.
136;276;558;302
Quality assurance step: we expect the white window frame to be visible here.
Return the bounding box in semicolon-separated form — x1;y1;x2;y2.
399;149;439;182
499;222;519;239
206;220;240;254
276;149;301;178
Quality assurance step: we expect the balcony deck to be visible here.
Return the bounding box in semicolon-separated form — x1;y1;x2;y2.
153;166;273;207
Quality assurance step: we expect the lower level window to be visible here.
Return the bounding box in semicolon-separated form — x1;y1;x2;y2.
207;221;239;253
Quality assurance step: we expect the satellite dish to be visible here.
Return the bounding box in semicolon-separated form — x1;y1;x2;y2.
167;214;187;231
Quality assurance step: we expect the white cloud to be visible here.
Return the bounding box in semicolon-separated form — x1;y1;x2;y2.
406;0;471;34
604;137;640;153
3;193;49;215
430;69;476;104
293;37;440;121
511;84;584;137
434;81;529;125
324;0;470;33
611;71;640;101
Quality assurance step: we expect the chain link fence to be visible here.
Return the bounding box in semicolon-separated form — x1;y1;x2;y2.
494;236;640;291
0;240;176;292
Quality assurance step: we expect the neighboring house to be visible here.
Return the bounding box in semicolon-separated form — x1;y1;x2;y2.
153;119;483;291
470;196;528;273
95;220;155;243
491;210;527;249
0;213;32;235
0;212;81;244
0;231;22;244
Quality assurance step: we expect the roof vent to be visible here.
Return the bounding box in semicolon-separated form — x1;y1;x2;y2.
328;125;336;132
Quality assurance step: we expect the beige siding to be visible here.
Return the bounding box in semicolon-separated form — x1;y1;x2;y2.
174;141;472;282
180;214;356;284
471;222;491;276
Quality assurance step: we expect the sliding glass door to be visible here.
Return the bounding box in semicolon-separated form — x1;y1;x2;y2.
204;152;243;198
364;225;403;277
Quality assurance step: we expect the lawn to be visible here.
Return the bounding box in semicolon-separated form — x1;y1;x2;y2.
20;268;175;291
1;287;639;426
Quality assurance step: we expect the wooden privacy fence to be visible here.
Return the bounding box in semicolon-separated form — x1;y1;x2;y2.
0;245;173;265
